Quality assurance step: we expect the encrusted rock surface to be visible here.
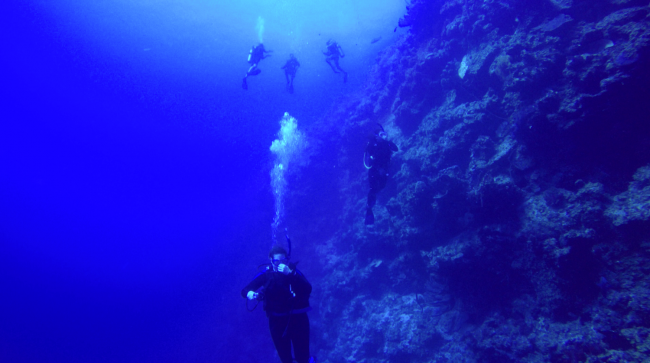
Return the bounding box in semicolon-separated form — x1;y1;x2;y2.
293;0;650;361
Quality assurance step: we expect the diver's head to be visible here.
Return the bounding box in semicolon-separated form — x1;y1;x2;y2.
374;123;387;139
374;126;387;139
327;39;333;45
269;245;289;269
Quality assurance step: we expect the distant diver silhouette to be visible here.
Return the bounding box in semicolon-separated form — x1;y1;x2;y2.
322;39;347;83
364;125;398;225
281;54;300;94
243;43;272;90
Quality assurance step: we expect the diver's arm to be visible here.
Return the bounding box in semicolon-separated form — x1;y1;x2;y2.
364;140;377;168
291;269;312;296
338;45;345;57
365;139;376;154
240;271;268;298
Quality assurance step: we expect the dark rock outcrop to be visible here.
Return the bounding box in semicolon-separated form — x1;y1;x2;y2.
296;0;650;361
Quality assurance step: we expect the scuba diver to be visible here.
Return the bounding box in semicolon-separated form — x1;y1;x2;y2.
242;243;314;363
322;39;347;83
281;54;301;94
363;125;398;225
243;43;273;90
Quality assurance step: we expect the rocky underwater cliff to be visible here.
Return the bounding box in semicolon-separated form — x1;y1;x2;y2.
286;0;650;362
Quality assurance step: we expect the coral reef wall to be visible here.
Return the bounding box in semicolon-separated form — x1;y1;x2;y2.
293;0;650;362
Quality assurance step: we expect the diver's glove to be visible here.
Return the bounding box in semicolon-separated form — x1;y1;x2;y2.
277;264;293;275
247;291;259;300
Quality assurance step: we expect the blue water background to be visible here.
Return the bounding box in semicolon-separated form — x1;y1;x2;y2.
1;0;404;362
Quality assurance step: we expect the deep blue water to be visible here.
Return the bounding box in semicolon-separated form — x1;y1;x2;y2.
1;0;405;362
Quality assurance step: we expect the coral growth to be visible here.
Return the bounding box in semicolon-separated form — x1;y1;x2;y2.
290;0;650;361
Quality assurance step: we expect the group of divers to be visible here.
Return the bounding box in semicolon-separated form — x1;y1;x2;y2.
242;39;348;93
241;124;397;363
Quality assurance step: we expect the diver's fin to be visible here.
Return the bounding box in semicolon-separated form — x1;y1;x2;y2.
250;68;262;75
365;208;374;225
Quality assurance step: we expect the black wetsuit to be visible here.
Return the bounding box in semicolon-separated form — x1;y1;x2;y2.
249;45;266;65
282;58;300;86
324;42;347;81
243;44;271;90
241;267;312;363
365;135;398;224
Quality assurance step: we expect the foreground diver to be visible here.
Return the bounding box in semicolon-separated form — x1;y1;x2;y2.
281;54;301;93
364;126;398;225
242;245;314;363
243;43;272;90
322;39;347;82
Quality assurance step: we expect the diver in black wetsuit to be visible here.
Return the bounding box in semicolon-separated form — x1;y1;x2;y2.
281;54;300;93
242;245;314;363
323;39;347;83
243;43;273;90
364;126;398;225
